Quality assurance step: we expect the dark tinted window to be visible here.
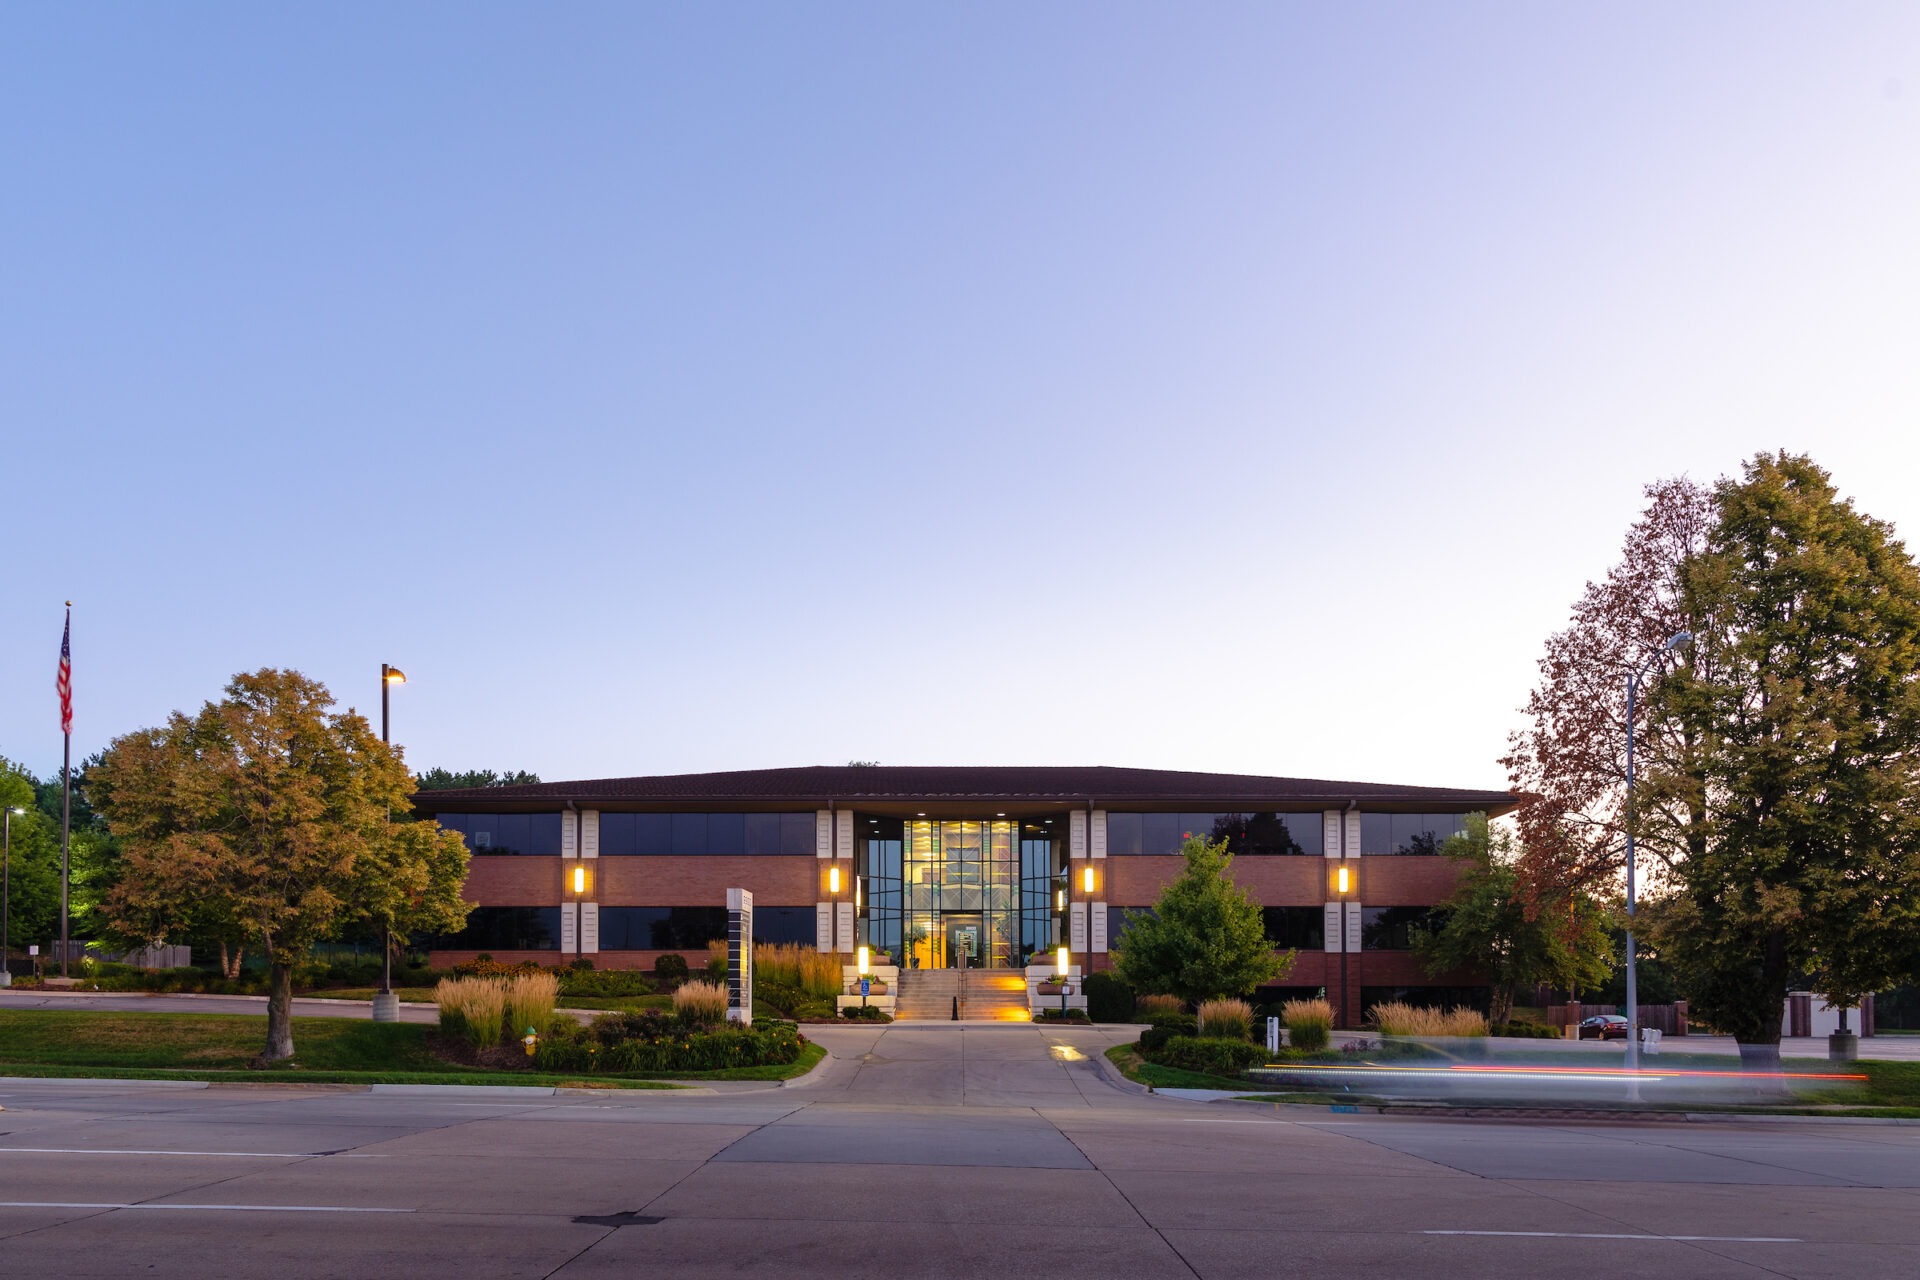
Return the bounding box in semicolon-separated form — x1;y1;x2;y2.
1262;906;1325;949
752;906;818;946
636;814;673;855
466;813;497;852
1362;813;1470;855
493;814;531;856
529;813;563;856
1362;986;1490;1015
1108;906;1155;945
1141;813;1183;854
704;813;745;855
599;812;635;857
671;813;708;856
781;813;815;856
436;906;560;951
1361;906;1441;950
597;906;730;950
1105;813;1142;856
745;814;782;855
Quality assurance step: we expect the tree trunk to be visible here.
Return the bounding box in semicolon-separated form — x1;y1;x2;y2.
262;961;295;1061
1491;985;1514;1028
218;940;228;979
1737;1039;1785;1094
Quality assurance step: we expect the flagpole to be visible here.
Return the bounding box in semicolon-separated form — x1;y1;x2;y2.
59;602;72;979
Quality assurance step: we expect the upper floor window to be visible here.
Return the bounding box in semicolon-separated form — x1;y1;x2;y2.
1105;811;1323;856
1359;813;1468;856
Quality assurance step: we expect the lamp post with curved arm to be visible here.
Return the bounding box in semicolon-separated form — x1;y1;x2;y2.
1625;631;1691;1089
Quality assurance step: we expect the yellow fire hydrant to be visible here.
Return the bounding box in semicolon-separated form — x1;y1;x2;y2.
522;1027;540;1058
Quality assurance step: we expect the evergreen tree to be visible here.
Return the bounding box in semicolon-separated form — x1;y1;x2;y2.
1110;834;1287;1002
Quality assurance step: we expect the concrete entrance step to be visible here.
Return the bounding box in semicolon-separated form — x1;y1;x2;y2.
893;970;1031;1022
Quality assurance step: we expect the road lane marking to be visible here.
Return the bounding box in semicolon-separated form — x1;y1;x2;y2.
0;1202;413;1213
0;1148;382;1158
1424;1230;1800;1242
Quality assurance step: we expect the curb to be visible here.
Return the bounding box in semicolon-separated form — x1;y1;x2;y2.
1091;1051;1154;1097
1215;1096;1920;1126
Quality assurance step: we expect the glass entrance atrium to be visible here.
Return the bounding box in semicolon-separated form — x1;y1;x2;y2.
856;816;1065;969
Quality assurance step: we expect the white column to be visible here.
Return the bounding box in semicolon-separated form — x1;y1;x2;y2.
1323;810;1342;858
815;810;833;858
562;810;579;858
560;902;578;952
1091;901;1109;952
1323;902;1344;953
1345;809;1362;858
835;810;854;861
1090;810;1108;858
835;902;854;953
816;901;833;953
581;811;599;859
1344;901;1363;953
1070;901;1088;953
580;902;599;954
1069;810;1087;858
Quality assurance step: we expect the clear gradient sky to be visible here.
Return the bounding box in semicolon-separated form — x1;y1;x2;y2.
3;6;1917;790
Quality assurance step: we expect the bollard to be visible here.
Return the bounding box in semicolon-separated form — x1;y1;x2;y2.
951;994;959;1021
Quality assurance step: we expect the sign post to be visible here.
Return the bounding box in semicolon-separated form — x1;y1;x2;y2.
726;888;753;1026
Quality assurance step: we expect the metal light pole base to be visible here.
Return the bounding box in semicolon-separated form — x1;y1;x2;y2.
371;992;400;1023
1828;1031;1858;1063
0;970;11;988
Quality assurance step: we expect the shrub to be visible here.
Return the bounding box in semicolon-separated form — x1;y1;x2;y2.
452;957;541;980
673;979;729;1025
505;971;560;1038
1035;1008;1091;1023
1494;1019;1565;1039
1196;997;1253;1041
1370;1002;1489;1038
653;953;689;984
1137;1013;1197;1055
1147;1035;1266;1078
1282;998;1334;1052
840;1005;891;1021
1083;972;1135;1023
535;1012;805;1073
1135;994;1185;1020
558;969;656;998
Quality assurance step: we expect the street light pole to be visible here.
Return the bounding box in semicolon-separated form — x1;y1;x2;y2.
1625;631;1691;1093
2;807;23;989
374;664;406;1024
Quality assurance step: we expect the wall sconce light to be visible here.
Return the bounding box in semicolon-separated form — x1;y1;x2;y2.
1335;864;1352;896
1055;887;1064;911
1082;864;1095;894
571;863;588;896
828;865;841;895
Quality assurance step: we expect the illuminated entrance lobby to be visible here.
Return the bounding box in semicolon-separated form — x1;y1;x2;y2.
860;818;1064;970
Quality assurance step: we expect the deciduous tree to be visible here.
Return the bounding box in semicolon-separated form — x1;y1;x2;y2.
1110;835;1287;1002
1660;454;1920;1070
94;670;472;1060
1413;815;1613;1025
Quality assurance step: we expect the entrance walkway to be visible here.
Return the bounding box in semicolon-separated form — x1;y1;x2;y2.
796;1022;1142;1108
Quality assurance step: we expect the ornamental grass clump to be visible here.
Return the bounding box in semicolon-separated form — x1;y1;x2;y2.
1135;993;1185;1019
1196;997;1253;1041
504;971;560;1039
435;977;506;1048
1281;998;1334;1052
706;939;729;979
1370;1002;1489;1038
673;979;729;1025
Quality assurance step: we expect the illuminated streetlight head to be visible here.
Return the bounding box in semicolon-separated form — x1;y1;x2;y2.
383;666;407;684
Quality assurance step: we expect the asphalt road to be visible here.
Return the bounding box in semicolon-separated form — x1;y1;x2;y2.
3;1022;1918;1279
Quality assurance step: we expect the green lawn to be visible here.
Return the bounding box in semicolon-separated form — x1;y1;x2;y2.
315;989;673;1014
1104;1043;1254;1091
0;1009;822;1087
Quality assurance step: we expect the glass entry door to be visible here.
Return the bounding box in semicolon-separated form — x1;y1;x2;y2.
945;915;983;969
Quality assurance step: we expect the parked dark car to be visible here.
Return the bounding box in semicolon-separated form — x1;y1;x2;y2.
1579;1014;1630;1041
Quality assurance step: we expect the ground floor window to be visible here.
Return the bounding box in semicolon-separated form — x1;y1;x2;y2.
437;906;562;951
856;815;1064;968
1361;986;1490;1015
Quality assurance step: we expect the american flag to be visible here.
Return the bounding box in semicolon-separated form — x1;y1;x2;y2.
57;606;73;736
